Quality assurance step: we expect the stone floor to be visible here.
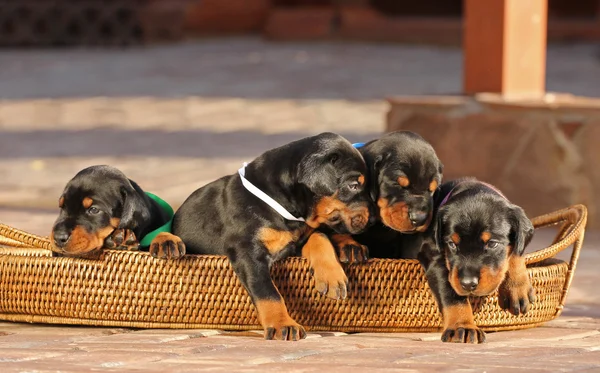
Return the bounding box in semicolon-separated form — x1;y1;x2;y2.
1;38;600;371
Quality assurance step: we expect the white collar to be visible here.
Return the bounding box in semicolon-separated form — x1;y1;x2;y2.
238;162;305;222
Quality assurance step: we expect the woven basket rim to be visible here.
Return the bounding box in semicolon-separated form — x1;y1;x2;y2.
0;204;588;332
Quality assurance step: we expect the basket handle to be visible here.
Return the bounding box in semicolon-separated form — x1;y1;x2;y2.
0;223;53;250
525;204;587;265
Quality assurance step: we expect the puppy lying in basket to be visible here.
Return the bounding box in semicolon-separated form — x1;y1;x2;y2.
169;132;373;341
50;165;182;259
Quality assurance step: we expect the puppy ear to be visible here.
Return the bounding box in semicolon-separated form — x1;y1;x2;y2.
297;154;338;196
368;155;383;202
118;180;151;230
430;208;444;253
509;205;534;256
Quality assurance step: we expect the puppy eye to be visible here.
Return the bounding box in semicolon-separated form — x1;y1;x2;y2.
87;207;101;215
348;182;360;191
486;241;499;250
330;153;339;165
446;241;457;251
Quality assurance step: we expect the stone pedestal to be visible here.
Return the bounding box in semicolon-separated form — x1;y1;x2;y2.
386;94;600;227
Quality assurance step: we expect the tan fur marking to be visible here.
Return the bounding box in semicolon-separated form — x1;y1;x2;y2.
259;227;296;255
504;254;529;289
110;217;121;228
378;198;413;232
451;233;461;244
477;260;508;295
58;196;65;208
149;232;186;259
306;195;368;232
443;303;477;330
358;175;365;185
398;176;410;187
429;180;438;192
481;232;491;243
301;233;347;299
255;299;304;340
82;197;93;209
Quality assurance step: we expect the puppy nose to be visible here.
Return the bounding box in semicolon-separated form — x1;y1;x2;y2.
368;212;377;226
409;210;428;227
460;277;479;292
53;231;70;248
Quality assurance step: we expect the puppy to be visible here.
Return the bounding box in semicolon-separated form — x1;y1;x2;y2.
171;132;372;341
418;178;536;343
330;131;443;262
51;165;183;259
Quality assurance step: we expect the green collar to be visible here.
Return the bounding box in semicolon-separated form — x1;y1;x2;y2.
139;192;174;248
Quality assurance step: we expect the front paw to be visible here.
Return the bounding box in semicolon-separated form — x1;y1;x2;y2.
104;229;139;251
149;232;186;260
441;324;486;344
331;234;369;264
265;322;307;341
498;280;537;316
311;264;348;300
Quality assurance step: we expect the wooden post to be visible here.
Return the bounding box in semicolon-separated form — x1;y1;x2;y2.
463;0;548;97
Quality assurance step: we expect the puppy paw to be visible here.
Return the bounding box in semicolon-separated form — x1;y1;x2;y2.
104;229;139;251
149;232;186;260
331;234;369;264
498;280;537;316
311;264;348;300
441;324;486;344
264;322;307;341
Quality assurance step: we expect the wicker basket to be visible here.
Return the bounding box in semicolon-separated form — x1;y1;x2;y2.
0;205;586;332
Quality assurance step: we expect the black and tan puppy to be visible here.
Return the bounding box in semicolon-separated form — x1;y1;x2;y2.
331;131;443;262
51;165;183;259
418;178;535;343
171;132;372;341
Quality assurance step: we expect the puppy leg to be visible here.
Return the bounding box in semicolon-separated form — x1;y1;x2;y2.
230;251;306;341
149;232;186;260
421;255;486;344
498;255;536;315
302;232;349;299
330;234;369;264
104;229;139;251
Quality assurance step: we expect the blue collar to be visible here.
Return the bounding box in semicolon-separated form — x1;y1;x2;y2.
352;142;365;149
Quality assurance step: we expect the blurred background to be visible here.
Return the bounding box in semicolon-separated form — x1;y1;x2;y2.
1;0;600;236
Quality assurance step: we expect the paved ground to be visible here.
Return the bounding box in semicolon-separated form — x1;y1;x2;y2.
0;38;600;371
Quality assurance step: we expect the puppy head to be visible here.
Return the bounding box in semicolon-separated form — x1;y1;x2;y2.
434;182;534;297
362;131;443;233
51;165;149;256
297;132;372;235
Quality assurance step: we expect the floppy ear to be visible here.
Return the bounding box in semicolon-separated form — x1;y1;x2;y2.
429;208;445;254
118;180;151;230
297;153;338;196
509;205;535;256
367;154;383;202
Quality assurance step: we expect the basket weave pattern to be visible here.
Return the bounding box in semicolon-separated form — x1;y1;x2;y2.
0;205;586;332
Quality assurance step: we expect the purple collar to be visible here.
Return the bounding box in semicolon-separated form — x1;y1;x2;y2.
439;181;506;208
